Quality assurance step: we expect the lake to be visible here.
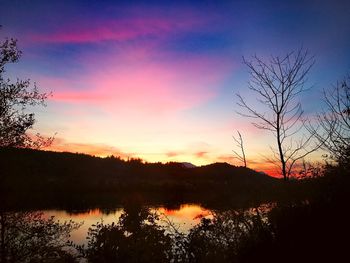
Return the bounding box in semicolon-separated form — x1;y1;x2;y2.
1;201;276;262
41;204;213;245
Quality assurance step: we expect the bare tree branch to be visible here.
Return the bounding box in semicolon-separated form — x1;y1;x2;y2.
309;75;350;165
232;131;247;167
237;48;318;180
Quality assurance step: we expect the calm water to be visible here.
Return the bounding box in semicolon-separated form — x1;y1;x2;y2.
41;204;212;245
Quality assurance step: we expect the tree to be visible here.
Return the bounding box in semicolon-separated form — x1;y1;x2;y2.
186;208;271;263
232;131;247;167
237;49;318;180
81;203;173;263
0;30;52;148
0;211;80;263
311;75;350;165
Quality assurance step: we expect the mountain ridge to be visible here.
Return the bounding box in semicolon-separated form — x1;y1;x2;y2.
0;147;281;210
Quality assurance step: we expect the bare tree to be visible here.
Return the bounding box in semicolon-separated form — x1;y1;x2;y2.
232;131;247;167
237;49;319;180
311;75;350;165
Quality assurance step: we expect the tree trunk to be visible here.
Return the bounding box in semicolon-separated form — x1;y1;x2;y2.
276;117;288;181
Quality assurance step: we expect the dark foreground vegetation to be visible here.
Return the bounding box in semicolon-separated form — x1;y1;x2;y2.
1;148;350;262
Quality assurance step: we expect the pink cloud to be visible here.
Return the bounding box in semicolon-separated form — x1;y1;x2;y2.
195;151;208;158
26;5;235;116
43;54;232;114
28;8;219;44
166;151;181;157
48;137;134;159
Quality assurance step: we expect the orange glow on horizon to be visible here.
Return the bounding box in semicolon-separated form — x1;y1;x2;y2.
46;139;283;178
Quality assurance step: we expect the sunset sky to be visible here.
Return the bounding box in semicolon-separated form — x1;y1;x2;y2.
1;0;350;174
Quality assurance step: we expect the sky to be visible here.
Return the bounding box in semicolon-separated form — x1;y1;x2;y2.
1;0;350;175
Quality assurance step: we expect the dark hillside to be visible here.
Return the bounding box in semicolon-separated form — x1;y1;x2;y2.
0;147;280;210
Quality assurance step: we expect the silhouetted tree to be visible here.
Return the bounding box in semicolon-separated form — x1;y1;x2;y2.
237;49;319;180
0;211;80;263
0;29;52;148
311;75;350;166
81;203;173;263
186;208;272;263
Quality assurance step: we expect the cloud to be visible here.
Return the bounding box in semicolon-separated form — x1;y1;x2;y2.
27;6;221;45
39;52;232;116
166;151;181;158
10;6;238;124
195;151;208;158
165;150;208;161
47;137;134;159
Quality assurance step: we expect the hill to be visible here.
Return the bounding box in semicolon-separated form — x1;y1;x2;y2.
0;147;280;210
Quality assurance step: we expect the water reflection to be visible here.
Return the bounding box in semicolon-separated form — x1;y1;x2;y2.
42;204;211;245
1;204;277;263
76;203;272;263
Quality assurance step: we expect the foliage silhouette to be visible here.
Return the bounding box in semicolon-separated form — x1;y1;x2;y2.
79;203;173;263
0;29;52;148
186;208;272;263
0;211;80;263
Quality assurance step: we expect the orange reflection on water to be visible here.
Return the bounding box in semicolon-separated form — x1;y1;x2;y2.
157;204;212;233
159;204;210;220
42;204;210;245
42;208;123;245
